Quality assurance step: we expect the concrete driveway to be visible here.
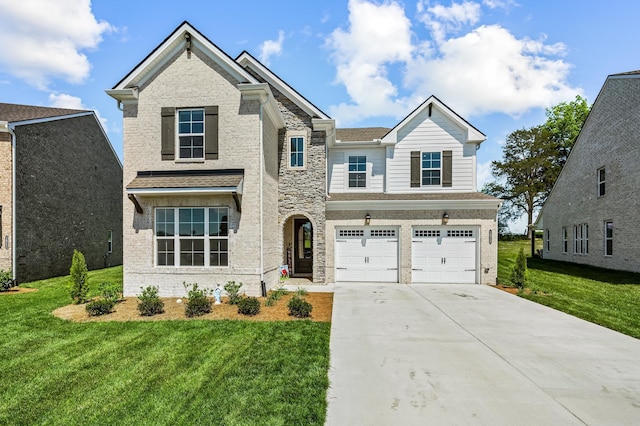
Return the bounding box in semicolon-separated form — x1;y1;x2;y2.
326;283;640;425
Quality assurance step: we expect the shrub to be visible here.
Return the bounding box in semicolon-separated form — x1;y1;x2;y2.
238;296;261;316
288;296;312;318
265;287;289;306
86;298;115;316
99;281;122;304
511;247;529;289
184;282;212;317
137;286;165;316
294;287;308;297
70;249;89;304
0;269;15;292
224;281;243;305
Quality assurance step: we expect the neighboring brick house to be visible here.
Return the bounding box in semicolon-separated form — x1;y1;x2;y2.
537;71;640;273
0;103;123;283
108;22;500;297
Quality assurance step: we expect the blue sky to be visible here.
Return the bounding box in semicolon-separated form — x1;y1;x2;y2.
1;0;638;231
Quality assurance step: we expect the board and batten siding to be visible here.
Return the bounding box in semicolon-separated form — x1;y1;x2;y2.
328;147;385;193
386;107;476;193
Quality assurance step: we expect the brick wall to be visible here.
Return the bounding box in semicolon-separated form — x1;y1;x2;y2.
0;133;12;272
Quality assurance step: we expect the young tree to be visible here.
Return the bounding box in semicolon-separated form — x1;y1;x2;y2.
510;247;529;289
544;94;590;168
70;249;89;304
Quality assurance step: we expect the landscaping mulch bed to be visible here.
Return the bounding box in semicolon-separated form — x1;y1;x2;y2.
53;292;333;323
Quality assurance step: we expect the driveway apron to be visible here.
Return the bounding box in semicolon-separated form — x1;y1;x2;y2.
326;283;640;425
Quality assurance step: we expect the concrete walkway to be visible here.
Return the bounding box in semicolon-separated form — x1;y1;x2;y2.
326;283;640;425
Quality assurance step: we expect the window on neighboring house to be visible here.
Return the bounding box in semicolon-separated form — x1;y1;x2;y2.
421;152;441;186
574;223;589;255
290;136;305;168
107;230;113;254
155;207;229;267
562;227;568;253
573;225;580;254
598;167;606;197
545;229;550;251
605;221;613;256
178;109;204;159
584;224;589;254
348;156;366;188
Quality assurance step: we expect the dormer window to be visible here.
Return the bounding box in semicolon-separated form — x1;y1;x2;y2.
178;109;204;159
421;152;441;186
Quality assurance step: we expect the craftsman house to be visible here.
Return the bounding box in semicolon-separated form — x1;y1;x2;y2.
107;21;500;296
538;71;640;273
0;103;123;283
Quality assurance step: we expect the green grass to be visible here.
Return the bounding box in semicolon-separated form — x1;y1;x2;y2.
499;240;640;338
0;266;330;425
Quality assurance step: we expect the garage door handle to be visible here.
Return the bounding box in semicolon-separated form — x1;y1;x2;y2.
336;267;347;270
412;268;423;271
336;239;347;242
465;240;476;243
465;269;476;271
387;268;398;270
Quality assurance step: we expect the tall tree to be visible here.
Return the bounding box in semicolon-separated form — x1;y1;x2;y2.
544;94;590;168
487;125;554;237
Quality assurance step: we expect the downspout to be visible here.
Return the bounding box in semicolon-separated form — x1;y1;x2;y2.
259;96;268;296
8;125;17;283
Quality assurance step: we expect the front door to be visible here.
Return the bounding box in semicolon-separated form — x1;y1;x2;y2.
294;219;313;275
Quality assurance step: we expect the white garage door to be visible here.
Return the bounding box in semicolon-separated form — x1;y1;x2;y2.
412;228;477;283
335;228;398;282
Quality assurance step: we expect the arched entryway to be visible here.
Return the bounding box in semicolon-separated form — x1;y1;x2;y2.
283;214;314;279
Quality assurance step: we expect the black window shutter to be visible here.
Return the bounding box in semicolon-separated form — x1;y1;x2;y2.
442;150;452;187
161;107;175;160
205;106;219;160
410;151;420;187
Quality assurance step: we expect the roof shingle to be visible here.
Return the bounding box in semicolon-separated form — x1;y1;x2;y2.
0;103;88;123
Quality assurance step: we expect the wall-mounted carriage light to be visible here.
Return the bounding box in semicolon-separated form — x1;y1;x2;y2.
489;229;493;245
365;213;371;226
442;212;449;225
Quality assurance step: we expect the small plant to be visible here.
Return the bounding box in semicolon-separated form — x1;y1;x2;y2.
265;287;289;306
238;296;261;316
99;281;122;304
294;287;308;297
511;247;529;289
288;295;312;318
86;298;115;316
70;249;89;304
0;269;15;292
137;285;165;316
224;281;243;305
184;282;212;317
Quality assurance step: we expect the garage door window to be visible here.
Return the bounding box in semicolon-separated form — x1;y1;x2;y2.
338;229;364;237
371;229;396;237
447;230;474;237
414;229;440;237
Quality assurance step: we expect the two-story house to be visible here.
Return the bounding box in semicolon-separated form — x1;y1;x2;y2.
537;71;640;273
108;22;500;297
0;103;123;283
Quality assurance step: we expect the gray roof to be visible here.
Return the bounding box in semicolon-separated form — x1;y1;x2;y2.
0;103;88;122
327;192;500;202
336;127;391;142
127;170;243;190
611;70;640;76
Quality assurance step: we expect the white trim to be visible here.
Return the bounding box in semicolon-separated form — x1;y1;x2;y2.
128;187;240;196
287;133;307;170
237;83;285;129
326;199;502;211
8;111;94;127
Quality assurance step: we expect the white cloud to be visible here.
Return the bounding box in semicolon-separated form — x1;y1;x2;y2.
49;93;108;130
326;0;581;125
258;30;285;65
0;0;112;89
482;0;518;9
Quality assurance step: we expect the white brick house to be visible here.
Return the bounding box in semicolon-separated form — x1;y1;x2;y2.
537;71;640;273
108;22;500;296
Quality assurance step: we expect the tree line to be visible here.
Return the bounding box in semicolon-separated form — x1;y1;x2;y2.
484;95;590;237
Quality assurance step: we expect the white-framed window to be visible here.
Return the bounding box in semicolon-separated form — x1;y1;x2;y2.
155;207;229;267
348;155;367;188
545;229;550;252
421;152;441;186
562;226;568;254
107;230;113;254
178;108;205;159
604;221;613;256
574;223;589;255
289;136;305;168
598;167;606;197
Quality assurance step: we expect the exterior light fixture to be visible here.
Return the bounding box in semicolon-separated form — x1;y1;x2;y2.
442;212;449;225
489;229;493;245
365;213;371;226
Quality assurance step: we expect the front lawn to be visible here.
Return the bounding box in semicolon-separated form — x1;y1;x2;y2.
0;266;331;425
498;240;640;338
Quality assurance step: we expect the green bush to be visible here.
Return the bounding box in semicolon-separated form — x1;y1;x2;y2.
511;247;529;289
86;298;115;316
224;281;243;305
287;296;312;318
265;287;289;306
137;286;165;316
294;287;308;297
238;296;261;316
184;282;212;318
99;281;122;304
0;269;15;292
70;249;89;304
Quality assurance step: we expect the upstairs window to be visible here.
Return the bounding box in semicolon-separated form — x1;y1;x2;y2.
290;137;305;168
421;152;441;186
598;167;606;197
178;109;204;159
348;156;367;188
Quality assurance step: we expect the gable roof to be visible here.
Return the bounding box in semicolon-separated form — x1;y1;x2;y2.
382;95;485;145
110;21;258;91
235;51;330;120
0;103;88;123
336;127;391;142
